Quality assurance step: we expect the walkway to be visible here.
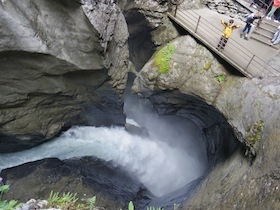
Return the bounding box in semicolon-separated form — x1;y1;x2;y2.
167;7;280;79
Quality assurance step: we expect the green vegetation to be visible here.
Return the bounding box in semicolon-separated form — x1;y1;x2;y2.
146;207;163;210
84;196;97;210
129;201;134;210
0;180;22;210
204;62;212;70
0;182;170;210
215;74;225;83
245;119;264;157
126;201;164;210
48;191;82;209
155;43;175;74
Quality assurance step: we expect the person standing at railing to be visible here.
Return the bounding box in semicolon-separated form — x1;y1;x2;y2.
266;0;280;20
240;13;262;40
216;19;241;51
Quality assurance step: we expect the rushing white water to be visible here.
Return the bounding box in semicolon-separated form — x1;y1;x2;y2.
0;117;207;197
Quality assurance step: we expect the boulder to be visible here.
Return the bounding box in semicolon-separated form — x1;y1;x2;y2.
0;157;151;210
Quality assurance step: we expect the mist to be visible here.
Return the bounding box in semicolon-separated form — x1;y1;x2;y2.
0;95;208;197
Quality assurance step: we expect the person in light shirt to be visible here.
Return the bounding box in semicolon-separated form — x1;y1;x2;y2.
270;25;280;45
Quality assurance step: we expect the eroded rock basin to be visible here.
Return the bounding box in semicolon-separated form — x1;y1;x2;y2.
0;95;240;209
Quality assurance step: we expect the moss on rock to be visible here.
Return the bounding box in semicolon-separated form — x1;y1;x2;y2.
245;119;264;157
155;43;175;74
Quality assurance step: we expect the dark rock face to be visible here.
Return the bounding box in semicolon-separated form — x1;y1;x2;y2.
125;123;150;138
118;0;179;71
0;0;103;69
0;157;152;210
0;0;129;152
130;18;280;208
147;91;240;165
126;9;155;71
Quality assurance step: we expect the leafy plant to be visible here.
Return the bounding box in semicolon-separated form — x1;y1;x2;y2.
0;187;174;210
127;201;163;210
155;43;175;74
48;190;60;206
147;207;163;210
215;74;225;83
0;184;9;197
0;200;22;210
0;177;22;210
48;190;79;209
85;196;96;210
245;119;264;157
129;201;134;210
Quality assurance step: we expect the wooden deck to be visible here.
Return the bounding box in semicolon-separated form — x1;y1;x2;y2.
167;9;280;79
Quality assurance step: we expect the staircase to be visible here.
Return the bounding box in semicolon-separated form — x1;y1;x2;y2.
250;19;280;50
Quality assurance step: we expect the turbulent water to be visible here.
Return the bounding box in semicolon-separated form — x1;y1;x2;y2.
0;95;208;197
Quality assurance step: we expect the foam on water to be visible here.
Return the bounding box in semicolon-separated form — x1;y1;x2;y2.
0;122;206;197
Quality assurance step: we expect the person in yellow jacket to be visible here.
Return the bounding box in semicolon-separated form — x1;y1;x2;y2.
216;19;240;51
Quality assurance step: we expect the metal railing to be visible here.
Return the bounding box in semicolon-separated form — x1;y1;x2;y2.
168;8;280;78
169;0;184;17
244;0;273;26
247;0;272;14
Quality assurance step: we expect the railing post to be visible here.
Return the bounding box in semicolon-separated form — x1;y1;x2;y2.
195;16;201;33
246;55;255;71
170;0;184;17
174;5;178;17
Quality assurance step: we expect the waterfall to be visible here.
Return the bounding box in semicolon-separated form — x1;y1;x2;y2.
0;115;207;197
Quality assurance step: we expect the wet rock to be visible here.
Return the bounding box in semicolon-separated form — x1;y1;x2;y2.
0;0;129;152
131;31;280;209
125;123;150;138
1;157;152;210
204;0;250;21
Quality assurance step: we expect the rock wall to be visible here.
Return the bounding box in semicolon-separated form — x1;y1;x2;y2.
0;0;129;152
132;34;280;208
1;157;151;210
1;0;280;208
118;0;180;71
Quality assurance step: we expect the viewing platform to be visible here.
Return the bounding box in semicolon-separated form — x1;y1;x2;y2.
167;4;280;79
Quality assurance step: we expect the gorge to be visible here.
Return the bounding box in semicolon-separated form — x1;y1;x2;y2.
0;0;280;209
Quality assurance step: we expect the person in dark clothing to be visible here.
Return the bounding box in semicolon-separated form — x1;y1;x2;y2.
274;7;280;22
240;13;262;40
266;0;280;20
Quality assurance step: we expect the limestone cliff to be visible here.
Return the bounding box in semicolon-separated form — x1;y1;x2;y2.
0;0;129;152
132;35;280;208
